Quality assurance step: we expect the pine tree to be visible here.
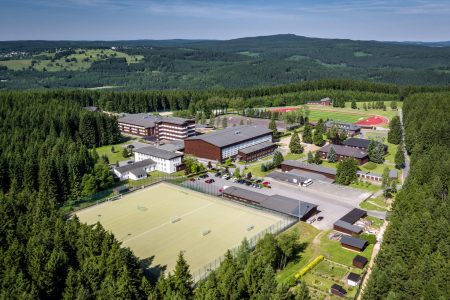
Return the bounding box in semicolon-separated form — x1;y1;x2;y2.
289;132;303;154
307;151;314;164
273;151;284;168
327;146;337;162
269;117;278;137
370;142;385;164
351;100;357;109
302;125;313;144
312;129;324;146
313;151;322;164
122;148;129;158
336;158;358;185
395;144;405;169
388;116;402;145
172;252;194;299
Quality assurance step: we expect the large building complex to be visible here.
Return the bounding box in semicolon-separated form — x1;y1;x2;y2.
134;146;184;173
184;125;274;162
118;114;195;141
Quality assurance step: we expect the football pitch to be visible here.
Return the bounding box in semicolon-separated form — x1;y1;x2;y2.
76;183;286;277
307;109;367;123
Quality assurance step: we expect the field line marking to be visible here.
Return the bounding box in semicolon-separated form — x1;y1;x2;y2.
121;202;215;244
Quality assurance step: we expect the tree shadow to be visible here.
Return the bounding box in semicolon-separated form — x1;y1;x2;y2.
141;256;167;283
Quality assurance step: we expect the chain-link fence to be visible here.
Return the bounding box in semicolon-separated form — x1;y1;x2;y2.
191;216;297;283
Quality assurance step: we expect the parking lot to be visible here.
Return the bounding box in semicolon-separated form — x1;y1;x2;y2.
185;172;372;230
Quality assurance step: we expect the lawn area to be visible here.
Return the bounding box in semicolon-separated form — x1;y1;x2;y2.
366;216;384;229
307;109;364;123
284;152;305;161
360;200;387;212
95;140;134;164
384;142;398;164
350;181;381;193
242;155;275;177
360;162;393;175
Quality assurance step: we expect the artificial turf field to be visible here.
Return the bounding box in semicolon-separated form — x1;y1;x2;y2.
306;109;367;123
76;182;284;276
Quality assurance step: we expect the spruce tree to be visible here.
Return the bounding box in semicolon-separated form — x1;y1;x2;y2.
302;125;313;144
289;132;303;154
313;151;322;164
388;116;402;145
295;281;311;300
327;146;337;162
312;129;324;146
351;100;357;109
269;117;278;138
307;151;314;164
173;252;193;299
336;158;358;185
395;144;405;169
273;151;284;167
209;112;215;127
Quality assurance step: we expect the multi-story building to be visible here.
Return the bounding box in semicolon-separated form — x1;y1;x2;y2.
318;144;369;165
118;114;195;141
184;125;274;162
134;146;184;174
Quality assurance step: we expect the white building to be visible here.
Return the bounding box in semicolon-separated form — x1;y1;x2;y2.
113;159;156;181
134;146;183;174
347;273;361;287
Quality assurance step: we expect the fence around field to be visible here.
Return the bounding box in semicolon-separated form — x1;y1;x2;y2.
190;215;297;283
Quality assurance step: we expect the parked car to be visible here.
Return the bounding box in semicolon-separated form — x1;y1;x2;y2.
317;216;324;221
245;181;252;186
262;181;270;186
238;179;245;184
205;179;215;184
215;172;221;177
189;178;196;182
223;175;231;180
231;177;238;182
255;179;262;183
199;174;209;179
302;179;313;187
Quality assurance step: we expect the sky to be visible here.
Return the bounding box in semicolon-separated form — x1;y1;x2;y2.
0;0;449;41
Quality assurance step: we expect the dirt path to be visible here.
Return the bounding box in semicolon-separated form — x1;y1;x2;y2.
311;231;326;255
357;220;389;300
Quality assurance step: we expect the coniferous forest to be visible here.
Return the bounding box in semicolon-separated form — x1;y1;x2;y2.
0;81;449;299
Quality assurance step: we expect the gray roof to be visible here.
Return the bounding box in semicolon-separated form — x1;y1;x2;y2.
289;169;334;183
118;114;158;128
334;220;363;234
83;106;99;112
282;160;337;175
114;159;156;173
319;144;368;159
223;186;317;218
157;143;184;152
326;121;361;131
155;116;193;125
340;236;368;249
389;169;398;178
238;141;276;154
267;171;309;185
343;138;387;150
135;146;183;160
185;125;272;148
118;114;192;128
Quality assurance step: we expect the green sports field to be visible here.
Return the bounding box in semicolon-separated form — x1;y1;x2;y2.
76;183;285;278
307;109;366;123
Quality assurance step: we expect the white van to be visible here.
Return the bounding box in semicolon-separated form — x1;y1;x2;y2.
302;179;313;187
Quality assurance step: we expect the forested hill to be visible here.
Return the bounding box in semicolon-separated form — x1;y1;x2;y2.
1;34;449;90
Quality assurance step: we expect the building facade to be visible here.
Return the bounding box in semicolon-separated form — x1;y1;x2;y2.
134;146;183;173
184;125;273;162
113;159;156;181
318;144;369;165
118;114;195;140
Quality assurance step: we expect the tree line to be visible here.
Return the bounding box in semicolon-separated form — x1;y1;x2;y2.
363;92;450;299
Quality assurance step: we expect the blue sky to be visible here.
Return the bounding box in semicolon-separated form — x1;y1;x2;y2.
1;0;449;41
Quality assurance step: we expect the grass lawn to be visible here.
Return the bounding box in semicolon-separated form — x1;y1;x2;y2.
360;200;387;212
319;160;337;169
307;110;364;123
242;155;275;177
384;142;398;164
95;141;134;164
284;152;305;161
350;181;381;193
127;170;176;187
360;162;392;175
366;216;384;229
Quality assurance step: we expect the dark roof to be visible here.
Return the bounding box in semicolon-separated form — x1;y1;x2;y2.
223;186;268;204
289;169;334;183
343;138;387;150
319;144;368;159
326;121;361;131
135;146;183;160
340;208;367;224
281;160;337;175
334;220;363;234
353;255;368;264
340;236;368;249
114;159;156;173
223;186;317;218
331;284;346;294
238;141;276;154
347;272;361;282
185;125;272;148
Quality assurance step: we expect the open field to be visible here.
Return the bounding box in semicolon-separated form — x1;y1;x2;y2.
0;49;144;72
76;183;285;276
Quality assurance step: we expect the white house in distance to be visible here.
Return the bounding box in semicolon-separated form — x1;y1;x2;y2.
113;159;156;181
347;272;361;287
134;146;183;174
